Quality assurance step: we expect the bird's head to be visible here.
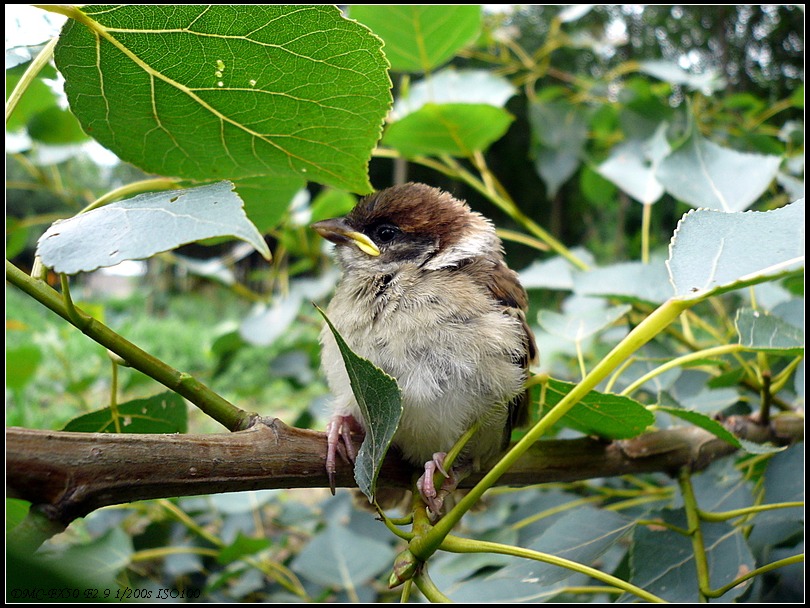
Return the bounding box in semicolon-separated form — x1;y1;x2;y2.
311;183;500;274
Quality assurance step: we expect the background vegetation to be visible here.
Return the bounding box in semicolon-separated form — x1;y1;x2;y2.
6;5;804;603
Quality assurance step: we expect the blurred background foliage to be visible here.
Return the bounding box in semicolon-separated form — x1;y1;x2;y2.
6;5;803;603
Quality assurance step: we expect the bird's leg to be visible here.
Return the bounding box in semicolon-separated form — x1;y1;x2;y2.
416;452;470;516
325;414;364;495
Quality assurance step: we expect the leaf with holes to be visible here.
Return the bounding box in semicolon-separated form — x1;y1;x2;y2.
37;181;269;274
53;5;391;193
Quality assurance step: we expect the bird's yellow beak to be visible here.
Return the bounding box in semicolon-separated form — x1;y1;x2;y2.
311;218;380;257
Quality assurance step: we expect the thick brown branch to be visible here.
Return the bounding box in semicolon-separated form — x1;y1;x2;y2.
6;414;802;525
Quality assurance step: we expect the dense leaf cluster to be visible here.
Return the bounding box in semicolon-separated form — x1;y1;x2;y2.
6;5;803;603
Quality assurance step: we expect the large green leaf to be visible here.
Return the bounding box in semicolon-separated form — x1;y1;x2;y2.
349;5;481;73
36;181;270;274
234;175;305;234
656;123;782;211
62;391;188;434
383;103;512;157
291;524;396;588
53;5;391;193
316;306;402;501
540;378;654;439
667;199;805;300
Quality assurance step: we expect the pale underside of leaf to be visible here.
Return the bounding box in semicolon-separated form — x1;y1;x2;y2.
37;181;269;274
667;200;805;300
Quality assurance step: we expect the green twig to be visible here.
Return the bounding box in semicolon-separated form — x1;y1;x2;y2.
705;554;804;598
109;357;121;432
678;468;711;602
6;37;58;124
7;260;253;432
78;178;180;214
511;495;604;531
698;501;804;523
413;566;452;603
770;356;804;394
620;343;745;397
640;202;652;264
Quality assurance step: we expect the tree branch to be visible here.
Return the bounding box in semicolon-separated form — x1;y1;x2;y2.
7;414;802;526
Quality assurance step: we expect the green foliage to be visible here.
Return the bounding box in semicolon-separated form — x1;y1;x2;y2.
53;5;391;193
6;4;803;604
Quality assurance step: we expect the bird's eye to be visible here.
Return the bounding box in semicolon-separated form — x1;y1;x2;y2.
373;224;401;244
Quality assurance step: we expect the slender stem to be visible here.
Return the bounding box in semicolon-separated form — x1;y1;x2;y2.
399;580;413;603
376;508;414;541
496;228;551;252
440;535;666;603
511;495;604;531
7;260;253;431
110;358;121;432
413;566;452;603
6;37;58;124
705;554;804;598
604;493;673;512
640;203;652;264
620;344;745;397
604;356;637;393
698;501;804;523
59;273;86;328
78;178;180;214
131;546;219;561
158;499;222;547
770;356;804;394
678;469;711;602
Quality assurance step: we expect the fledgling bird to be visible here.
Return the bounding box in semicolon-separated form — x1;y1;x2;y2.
313;183;537;515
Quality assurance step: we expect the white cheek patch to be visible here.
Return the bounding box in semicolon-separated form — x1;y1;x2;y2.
424;220;499;270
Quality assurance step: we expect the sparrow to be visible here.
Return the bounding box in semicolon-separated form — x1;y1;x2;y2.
312;182;537;515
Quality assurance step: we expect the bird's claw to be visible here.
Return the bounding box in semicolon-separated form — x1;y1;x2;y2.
325;414;363;495
416;452;458;516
